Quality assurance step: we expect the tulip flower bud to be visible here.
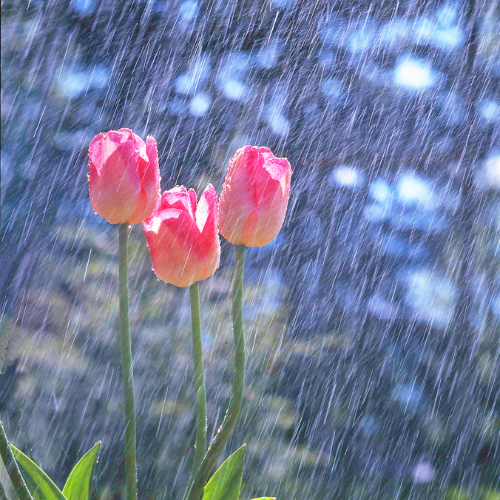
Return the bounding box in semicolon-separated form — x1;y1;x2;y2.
218;146;292;247
88;128;160;224
143;185;220;288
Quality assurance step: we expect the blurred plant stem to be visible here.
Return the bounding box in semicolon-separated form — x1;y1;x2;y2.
0;421;33;500
184;245;247;500
187;282;207;489
0;480;7;500
119;224;137;500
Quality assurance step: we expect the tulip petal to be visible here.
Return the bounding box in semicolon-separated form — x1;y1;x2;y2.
197;184;221;280
188;189;198;218
159;186;197;219
145;209;201;287
218;148;258;245
88;129;160;224
196;184;217;234
218;145;292;247
89;132;142;223
144;184;220;287
127;135;160;223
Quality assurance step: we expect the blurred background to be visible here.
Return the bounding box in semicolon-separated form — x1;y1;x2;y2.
1;0;499;498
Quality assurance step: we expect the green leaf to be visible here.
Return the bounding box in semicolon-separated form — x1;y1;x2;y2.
10;445;67;500
62;442;101;500
203;445;245;500
250;498;276;499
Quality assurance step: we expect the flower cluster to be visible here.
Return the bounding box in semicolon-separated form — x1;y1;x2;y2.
85;128;292;500
88;129;293;286
0;129;293;500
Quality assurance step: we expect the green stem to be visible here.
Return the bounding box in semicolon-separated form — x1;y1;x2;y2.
188;282;207;488
0;421;33;500
184;245;247;500
118;223;137;500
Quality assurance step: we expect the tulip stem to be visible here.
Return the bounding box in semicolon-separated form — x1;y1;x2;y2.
188;282;207;488
118;223;137;500
0;420;33;500
183;245;247;500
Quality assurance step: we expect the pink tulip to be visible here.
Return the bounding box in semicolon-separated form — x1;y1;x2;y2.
218;146;292;247
88;128;160;224
143;185;220;287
